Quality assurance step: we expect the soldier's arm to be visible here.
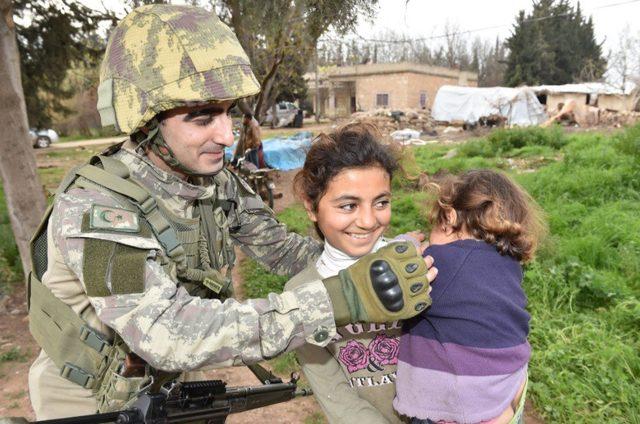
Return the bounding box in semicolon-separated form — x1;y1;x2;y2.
226;172;322;276
51;188;337;372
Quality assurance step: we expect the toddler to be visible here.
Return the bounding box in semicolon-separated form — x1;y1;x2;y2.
394;169;546;424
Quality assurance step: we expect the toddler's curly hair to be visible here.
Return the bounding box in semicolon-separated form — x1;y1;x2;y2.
429;170;546;262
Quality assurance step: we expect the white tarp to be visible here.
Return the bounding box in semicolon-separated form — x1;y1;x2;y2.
431;86;548;126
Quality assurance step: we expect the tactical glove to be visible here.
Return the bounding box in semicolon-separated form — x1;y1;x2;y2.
322;241;433;326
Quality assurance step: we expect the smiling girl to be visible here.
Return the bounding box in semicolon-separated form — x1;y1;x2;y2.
285;123;415;423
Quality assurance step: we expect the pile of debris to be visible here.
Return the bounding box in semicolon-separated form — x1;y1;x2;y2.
542;99;640;128
350;108;437;135
599;109;640;127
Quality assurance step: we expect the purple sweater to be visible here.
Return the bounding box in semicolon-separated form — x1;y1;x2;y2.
393;239;530;423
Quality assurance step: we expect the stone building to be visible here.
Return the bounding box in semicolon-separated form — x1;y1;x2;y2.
306;62;478;118
531;83;638;113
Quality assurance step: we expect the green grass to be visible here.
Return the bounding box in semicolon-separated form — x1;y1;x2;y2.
0;347;28;364
241;259;289;299
515;129;640;422
388;190;429;236
277;203;314;236
58;126;121;142
304;412;328;424
413;125;640;422
240;202;316;299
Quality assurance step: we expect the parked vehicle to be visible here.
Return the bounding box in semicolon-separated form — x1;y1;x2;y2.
231;153;277;209
263;102;303;128
29;128;59;148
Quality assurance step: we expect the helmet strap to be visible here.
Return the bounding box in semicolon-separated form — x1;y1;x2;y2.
136;119;224;178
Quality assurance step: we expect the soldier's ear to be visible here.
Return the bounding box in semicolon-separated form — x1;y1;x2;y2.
303;199;317;222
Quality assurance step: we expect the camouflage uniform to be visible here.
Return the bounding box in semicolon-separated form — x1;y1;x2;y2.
29;140;330;419
28;5;332;419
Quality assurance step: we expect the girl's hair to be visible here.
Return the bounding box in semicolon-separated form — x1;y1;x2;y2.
294;122;399;236
429;170;546;262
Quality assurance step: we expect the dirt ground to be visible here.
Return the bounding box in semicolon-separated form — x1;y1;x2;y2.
0;137;546;423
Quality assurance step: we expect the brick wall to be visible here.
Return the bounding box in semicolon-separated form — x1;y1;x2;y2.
546;93;587;113
598;94;635;112
405;73;468;110
313;64;479;117
353;72;477;112
355;73;410;111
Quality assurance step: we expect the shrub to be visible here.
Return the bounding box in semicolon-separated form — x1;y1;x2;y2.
614;122;640;158
486;125;567;152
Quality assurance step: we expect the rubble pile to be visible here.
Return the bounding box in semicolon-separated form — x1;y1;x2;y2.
599;109;640;127
543;100;640;128
350;108;436;135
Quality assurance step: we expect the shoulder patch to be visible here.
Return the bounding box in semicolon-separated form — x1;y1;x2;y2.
89;205;140;233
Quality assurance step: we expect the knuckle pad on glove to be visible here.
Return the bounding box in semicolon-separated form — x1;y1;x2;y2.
370;259;389;276
405;262;419;273
410;282;425;294
370;260;405;312
394;243;409;254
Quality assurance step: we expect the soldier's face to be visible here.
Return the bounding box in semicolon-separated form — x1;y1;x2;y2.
157;101;235;176
305;166;391;257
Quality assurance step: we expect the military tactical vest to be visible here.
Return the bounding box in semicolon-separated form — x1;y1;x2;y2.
28;147;241;412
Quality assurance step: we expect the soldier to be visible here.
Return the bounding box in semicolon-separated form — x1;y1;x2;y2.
26;4;436;420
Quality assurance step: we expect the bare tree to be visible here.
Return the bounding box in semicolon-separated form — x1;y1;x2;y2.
608;25;640;93
217;0;378;122
443;22;469;70
472;36;507;87
0;0;47;278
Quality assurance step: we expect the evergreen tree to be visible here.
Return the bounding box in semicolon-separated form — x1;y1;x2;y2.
505;0;606;86
13;0;118;128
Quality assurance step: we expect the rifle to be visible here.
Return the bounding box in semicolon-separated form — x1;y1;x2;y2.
25;371;311;424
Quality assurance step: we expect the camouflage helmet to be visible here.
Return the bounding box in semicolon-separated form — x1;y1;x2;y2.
97;4;260;135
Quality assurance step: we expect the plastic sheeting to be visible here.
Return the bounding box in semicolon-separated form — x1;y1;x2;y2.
225;131;313;171
432;86;548;126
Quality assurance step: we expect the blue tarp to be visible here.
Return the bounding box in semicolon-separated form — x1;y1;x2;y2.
225;131;313;171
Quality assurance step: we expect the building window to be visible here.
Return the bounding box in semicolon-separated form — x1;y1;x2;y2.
376;93;389;108
419;91;428;109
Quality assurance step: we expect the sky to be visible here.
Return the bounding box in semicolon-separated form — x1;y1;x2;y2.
83;0;640;84
86;0;640;54
355;0;640;54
